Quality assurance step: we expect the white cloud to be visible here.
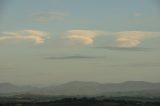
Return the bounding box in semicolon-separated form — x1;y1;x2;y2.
65;30;160;47
32;11;65;22
0;30;49;44
116;31;160;48
65;30;101;45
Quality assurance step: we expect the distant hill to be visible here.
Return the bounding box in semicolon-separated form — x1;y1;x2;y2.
0;83;37;95
0;81;160;97
0;83;18;93
42;81;160;96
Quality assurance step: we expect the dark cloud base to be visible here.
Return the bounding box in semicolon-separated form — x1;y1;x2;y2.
45;55;105;60
93;46;153;51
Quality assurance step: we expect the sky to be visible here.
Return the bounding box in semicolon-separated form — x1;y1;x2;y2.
0;0;160;85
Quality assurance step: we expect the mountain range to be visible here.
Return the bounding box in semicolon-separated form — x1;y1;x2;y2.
0;81;160;97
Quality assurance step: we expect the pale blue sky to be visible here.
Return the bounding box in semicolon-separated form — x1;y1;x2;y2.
0;0;160;85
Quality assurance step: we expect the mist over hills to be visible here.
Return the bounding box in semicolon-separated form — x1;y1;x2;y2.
0;81;160;97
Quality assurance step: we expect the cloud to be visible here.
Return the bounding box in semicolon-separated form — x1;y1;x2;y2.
94;46;152;51
0;30;49;44
134;12;141;17
45;55;104;60
65;30;160;47
98;62;160;68
32;11;66;22
127;62;160;68
65;30;103;45
0;64;14;71
116;31;160;48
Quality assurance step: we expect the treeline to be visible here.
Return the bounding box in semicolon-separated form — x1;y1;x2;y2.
0;97;160;106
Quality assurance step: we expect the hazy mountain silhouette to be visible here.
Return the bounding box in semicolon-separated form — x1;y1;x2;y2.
0;83;37;94
0;81;160;97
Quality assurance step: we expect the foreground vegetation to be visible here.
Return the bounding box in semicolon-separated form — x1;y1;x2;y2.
0;96;160;106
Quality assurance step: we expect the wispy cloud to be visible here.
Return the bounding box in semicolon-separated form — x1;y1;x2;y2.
134;12;141;17
98;62;160;68
127;62;160;68
65;30;160;48
0;64;14;71
31;11;66;22
65;30;105;45
93;31;160;51
94;46;152;51
115;31;160;48
45;55;105;60
0;30;49;44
